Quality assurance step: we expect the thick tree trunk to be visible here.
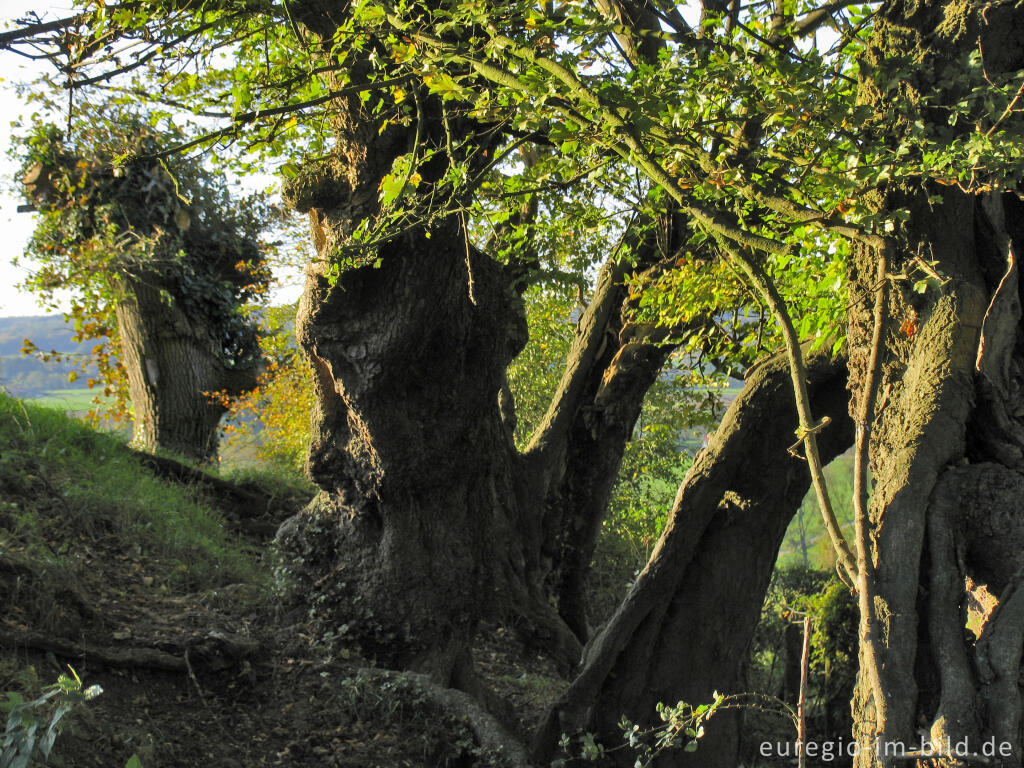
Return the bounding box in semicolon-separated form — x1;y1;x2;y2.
846;3;1024;765
279;218;545;683
276;1;694;679
270;6;586;684
116;277;256;462
278;209;685;683
535;346;853;767
848;196;1024;767
527;246;684;644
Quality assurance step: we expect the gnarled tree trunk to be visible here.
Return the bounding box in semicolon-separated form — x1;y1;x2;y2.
278;173;692;686
535;346;853;767
846;2;1024;764
273;2;705;687
281;220;539;682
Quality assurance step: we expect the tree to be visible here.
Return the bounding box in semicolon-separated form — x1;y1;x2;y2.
6;0;1024;766
6;3;704;687
535;345;853;767
16;116;269;462
331;3;1024;765
845;4;1024;765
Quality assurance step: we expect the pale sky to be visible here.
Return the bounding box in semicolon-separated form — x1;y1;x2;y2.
0;2;69;317
0;3;304;318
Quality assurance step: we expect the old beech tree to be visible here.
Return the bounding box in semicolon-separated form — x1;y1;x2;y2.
18;122;267;462
5;0;1024;766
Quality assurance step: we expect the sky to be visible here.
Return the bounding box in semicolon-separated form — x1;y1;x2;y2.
0;3;304;318
0;3;65;317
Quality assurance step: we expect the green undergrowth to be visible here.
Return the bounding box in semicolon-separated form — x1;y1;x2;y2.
219;462;316;509
0;392;262;625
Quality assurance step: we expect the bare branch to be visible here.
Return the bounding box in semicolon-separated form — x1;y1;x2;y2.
70;13;247;89
0;12;89;49
791;0;865;37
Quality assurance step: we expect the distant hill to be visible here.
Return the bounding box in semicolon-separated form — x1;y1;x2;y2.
0;314;102;397
0;314;96;356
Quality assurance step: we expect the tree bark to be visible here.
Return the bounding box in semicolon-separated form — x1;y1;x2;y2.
279;216;546;682
279;189;689;686
846;2;1024;764
272;5;578;686
116;276;258;463
535;346;853;767
274;2;701;684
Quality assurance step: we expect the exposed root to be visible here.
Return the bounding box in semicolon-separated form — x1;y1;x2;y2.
0;627;258;674
401;670;537;768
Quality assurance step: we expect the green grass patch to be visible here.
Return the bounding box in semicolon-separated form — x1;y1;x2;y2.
0;392;262;604
22;388;113;413
221;463;316;506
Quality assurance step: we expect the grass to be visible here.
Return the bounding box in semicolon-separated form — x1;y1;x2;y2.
22;388;114;413
0;392;262;614
220;462;316;505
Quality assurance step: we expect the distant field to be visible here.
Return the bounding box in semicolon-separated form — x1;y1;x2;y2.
24;388;112;412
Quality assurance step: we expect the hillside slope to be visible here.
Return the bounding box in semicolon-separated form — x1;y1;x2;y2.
0;394;556;768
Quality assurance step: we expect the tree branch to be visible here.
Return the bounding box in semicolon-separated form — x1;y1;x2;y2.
525;254;630;457
0;13;89;49
720;242;857;585
855;246;892;749
791;0;865;37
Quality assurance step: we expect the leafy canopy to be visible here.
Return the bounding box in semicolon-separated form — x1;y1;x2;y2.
11;104;272;416
5;0;1024;358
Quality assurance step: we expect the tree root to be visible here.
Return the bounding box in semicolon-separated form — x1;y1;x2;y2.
0;627;258;675
400;670;536;768
128;449;284;521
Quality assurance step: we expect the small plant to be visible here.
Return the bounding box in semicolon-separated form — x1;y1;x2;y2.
555;693;724;767
1;666;102;768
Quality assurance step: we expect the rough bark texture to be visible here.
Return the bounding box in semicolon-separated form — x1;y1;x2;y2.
279;203;687;685
535;346;853;767
117;277;256;462
273;2;699;687
846;2;1024;763
275;5;565;686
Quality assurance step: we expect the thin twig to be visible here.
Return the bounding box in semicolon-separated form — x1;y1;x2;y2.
797;614;811;768
721;244;857;587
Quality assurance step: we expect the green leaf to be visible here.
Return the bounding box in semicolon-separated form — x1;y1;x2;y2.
353;2;385;25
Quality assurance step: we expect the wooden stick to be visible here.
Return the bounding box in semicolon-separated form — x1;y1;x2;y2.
798;614;811;768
